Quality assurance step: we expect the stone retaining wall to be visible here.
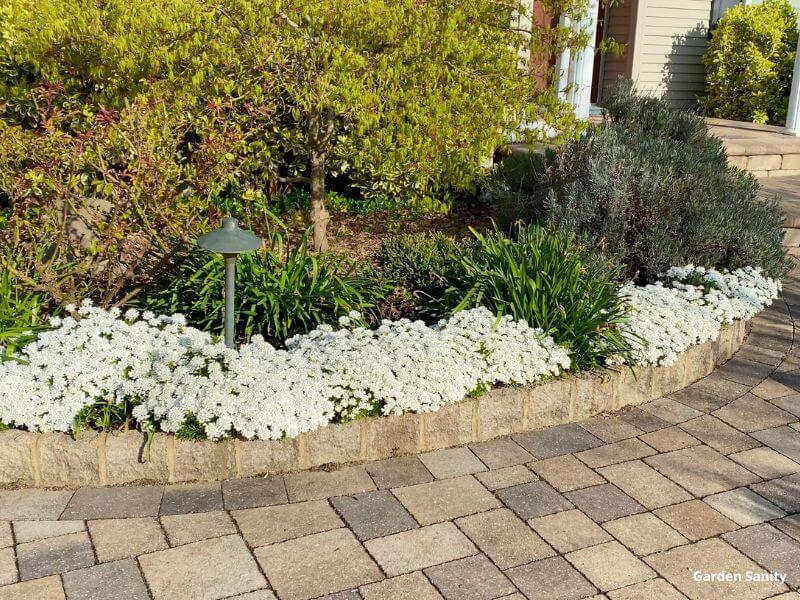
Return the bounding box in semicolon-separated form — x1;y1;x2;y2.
0;320;748;489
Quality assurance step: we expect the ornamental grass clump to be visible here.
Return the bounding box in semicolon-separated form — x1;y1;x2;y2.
441;224;632;370
139;231;386;346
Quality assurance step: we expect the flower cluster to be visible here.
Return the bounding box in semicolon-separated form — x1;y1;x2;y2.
0;303;569;439
621;266;780;366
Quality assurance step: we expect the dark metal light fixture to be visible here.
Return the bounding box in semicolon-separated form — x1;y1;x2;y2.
197;217;262;348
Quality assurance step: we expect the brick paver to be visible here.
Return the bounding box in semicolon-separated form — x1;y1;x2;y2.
0;275;799;599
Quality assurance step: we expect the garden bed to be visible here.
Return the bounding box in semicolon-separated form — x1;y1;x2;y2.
0;319;747;488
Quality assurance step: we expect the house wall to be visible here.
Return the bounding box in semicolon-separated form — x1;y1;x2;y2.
632;0;711;108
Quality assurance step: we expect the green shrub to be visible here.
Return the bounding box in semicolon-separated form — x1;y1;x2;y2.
139;232;386;345
491;84;789;282
701;0;798;125
441;225;631;370
376;233;464;296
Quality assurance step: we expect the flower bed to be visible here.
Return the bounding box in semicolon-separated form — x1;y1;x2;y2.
0;266;779;447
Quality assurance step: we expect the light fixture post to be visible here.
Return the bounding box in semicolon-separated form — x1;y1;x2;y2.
197;217;262;349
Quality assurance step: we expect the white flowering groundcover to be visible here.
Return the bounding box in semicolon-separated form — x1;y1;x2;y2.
0;265;779;441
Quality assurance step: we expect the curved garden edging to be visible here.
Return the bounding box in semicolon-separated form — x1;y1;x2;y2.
0;320;748;489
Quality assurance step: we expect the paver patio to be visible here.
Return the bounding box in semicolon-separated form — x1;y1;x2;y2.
1;267;800;599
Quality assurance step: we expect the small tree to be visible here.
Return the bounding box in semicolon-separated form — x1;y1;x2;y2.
230;0;584;250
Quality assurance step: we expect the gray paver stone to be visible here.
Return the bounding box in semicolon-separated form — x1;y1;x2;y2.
750;473;800;513
506;556;597;600
723;524;800;588
495;481;574;520
16;531;94;580
160;482;223;516
425;554;516;600
364;456;433;490
62;559;150;600
221;476;287;510
513;424;602;459
564;484;646;523
330;490;417;541
61;486;162;520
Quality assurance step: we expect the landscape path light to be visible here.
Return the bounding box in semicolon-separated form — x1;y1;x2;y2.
197;216;262;349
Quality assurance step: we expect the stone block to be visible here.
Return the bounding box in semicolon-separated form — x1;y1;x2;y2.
237;437;299;478
0;430;35;486
572;374;615;420
781;153;800;170
682;342;715;385
649;358;686;400
747;153;782;171
714;325;734;366
172;439;235;483
727;155;748;169
420;401;473;451
306;421;363;468
365;412;420;459
615;366;653;409
38;431;102;487
527;379;571;428
105;430;169;485
477;387;526;440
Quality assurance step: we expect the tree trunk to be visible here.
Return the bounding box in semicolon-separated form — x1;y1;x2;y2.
308;110;331;252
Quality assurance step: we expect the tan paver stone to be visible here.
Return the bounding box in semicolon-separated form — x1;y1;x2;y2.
474;465;537;491
597;460;692;509
678;416;761;454
0;575;65;600
0;524;10;550
645;538;787;600
565;541;656;592
506;556;597;600
729;447;800;478
0;490;73;521
773;514;800;542
0;550;15;586
469;438;533;469
232;499;342;547
645;445;760;497
12;521;84;544
528;455;605;492
424;554;516;600
606;578;687;600
88;517;167;562
225;591;277;600
139;534;266;600
639;427;700;453
528;509;612;553
392;475;500;525
704;488;785;526
363;522;477;577
160;511;237;546
713;395;796;432
360;572;443;600
767;593;800;600
641;399;703;424
574;438;656;469
751;378;795;400
603;513;688;556
284;467;375;502
456;508;555;569
419;447;487;479
579;417;643;443
654;500;739;542
255;528;381;600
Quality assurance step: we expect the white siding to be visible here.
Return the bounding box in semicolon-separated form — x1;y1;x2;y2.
633;0;712;108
